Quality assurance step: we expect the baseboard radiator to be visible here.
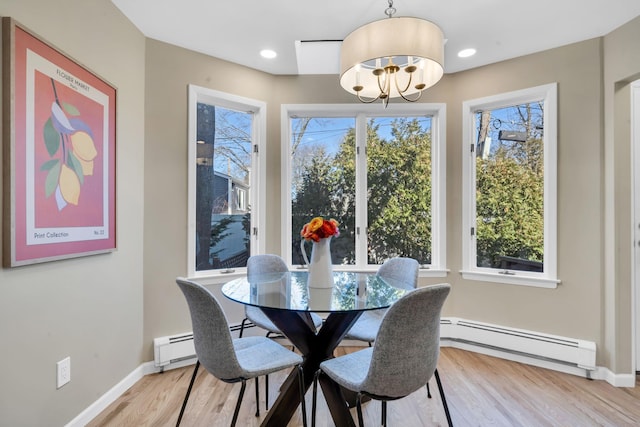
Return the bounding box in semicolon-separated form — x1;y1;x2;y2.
153;333;195;368
153;318;596;373
153;324;249;368
440;317;596;371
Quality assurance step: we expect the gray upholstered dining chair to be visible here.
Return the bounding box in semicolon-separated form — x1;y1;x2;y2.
344;257;420;345
345;258;443;406
313;283;453;427
239;254;323;413
175;278;307;427
240;254;324;340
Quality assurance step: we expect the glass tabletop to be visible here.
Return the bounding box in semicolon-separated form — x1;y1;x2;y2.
221;271;412;313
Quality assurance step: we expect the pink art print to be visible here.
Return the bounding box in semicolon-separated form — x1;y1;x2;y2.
4;19;116;266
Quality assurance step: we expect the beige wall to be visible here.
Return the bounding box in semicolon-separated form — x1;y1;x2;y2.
441;40;604;342
0;0;145;425
603;15;640;372
143;40;279;355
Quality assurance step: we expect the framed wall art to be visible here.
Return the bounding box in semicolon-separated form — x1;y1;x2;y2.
2;17;116;267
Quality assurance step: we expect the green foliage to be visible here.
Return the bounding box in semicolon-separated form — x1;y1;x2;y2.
475;144;544;268
45;162;61;197
365;118;432;264
292;118;434;265
62;102;80;116
241;212;251;250
43;118;60;157
40;159;59;171
67;151;84;185
291;113;544;268
209;216;234;259
291;146;351;264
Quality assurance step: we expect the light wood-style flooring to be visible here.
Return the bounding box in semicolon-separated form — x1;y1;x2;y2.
88;347;640;427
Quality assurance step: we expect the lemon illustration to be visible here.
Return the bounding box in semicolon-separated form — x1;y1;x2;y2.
59;164;81;205
70;131;97;161
77;157;94;175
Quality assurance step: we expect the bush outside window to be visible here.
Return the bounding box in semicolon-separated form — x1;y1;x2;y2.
462;84;558;288
283;104;447;274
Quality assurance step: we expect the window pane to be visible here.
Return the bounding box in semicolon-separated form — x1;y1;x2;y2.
290;117;356;265
367;117;433;265
195;103;251;271
474;102;544;272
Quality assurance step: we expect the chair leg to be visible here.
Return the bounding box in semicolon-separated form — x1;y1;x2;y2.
254;377;260;417
434;369;453;427
176;360;200;427
381;400;387;427
231;379;247;427
311;371;319;427
356;394;364;427
265;374;269;410
298;365;308;427
239;318;249;338
426;382;432;398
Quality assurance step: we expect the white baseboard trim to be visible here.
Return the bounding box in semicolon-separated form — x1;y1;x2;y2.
65;362;152;427
592;367;638;387
441;340;593;378
441;340;638;387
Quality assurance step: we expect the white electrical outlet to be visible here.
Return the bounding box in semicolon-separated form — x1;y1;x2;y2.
57;357;71;389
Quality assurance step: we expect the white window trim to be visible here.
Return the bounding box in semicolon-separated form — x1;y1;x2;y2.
187;84;266;279
281;103;447;277
461;83;559;288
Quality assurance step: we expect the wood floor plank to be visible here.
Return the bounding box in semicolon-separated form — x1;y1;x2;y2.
87;347;640;427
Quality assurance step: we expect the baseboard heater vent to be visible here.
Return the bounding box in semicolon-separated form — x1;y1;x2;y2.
153;323;252;368
153;333;195;368
440;317;596;371
153;319;596;372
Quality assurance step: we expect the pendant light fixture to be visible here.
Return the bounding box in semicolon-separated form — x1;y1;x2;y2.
340;0;444;107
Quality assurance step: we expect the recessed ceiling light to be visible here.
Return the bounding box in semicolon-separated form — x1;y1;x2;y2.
260;49;277;59
458;48;476;58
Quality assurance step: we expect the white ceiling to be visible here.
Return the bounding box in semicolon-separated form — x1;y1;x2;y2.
111;0;640;76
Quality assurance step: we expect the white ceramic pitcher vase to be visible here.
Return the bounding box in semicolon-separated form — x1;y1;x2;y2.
301;237;334;288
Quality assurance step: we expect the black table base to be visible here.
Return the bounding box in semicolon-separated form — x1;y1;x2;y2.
259;307;362;427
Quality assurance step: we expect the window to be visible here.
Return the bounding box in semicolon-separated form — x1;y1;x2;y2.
461;83;558;288
282;103;446;274
187;85;265;277
236;187;247;212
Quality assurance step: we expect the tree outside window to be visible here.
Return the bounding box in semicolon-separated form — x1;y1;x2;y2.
475;103;544;272
285;104;446;273
462;84;558;287
187;85;265;277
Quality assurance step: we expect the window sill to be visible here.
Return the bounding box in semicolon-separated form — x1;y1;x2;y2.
189;266;450;285
418;268;449;278
293;265;449;277
187;269;246;286
460;270;560;289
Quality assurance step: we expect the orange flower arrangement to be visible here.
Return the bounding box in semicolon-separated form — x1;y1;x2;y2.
301;216;340;242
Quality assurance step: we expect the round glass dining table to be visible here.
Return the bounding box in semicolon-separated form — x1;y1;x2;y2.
221;271;413;427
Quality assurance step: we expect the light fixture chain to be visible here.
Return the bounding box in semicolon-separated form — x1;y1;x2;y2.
385;0;396;18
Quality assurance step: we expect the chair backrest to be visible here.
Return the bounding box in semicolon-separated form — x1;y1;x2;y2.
247;254;289;277
377;257;420;290
175;278;245;381
360;283;451;399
